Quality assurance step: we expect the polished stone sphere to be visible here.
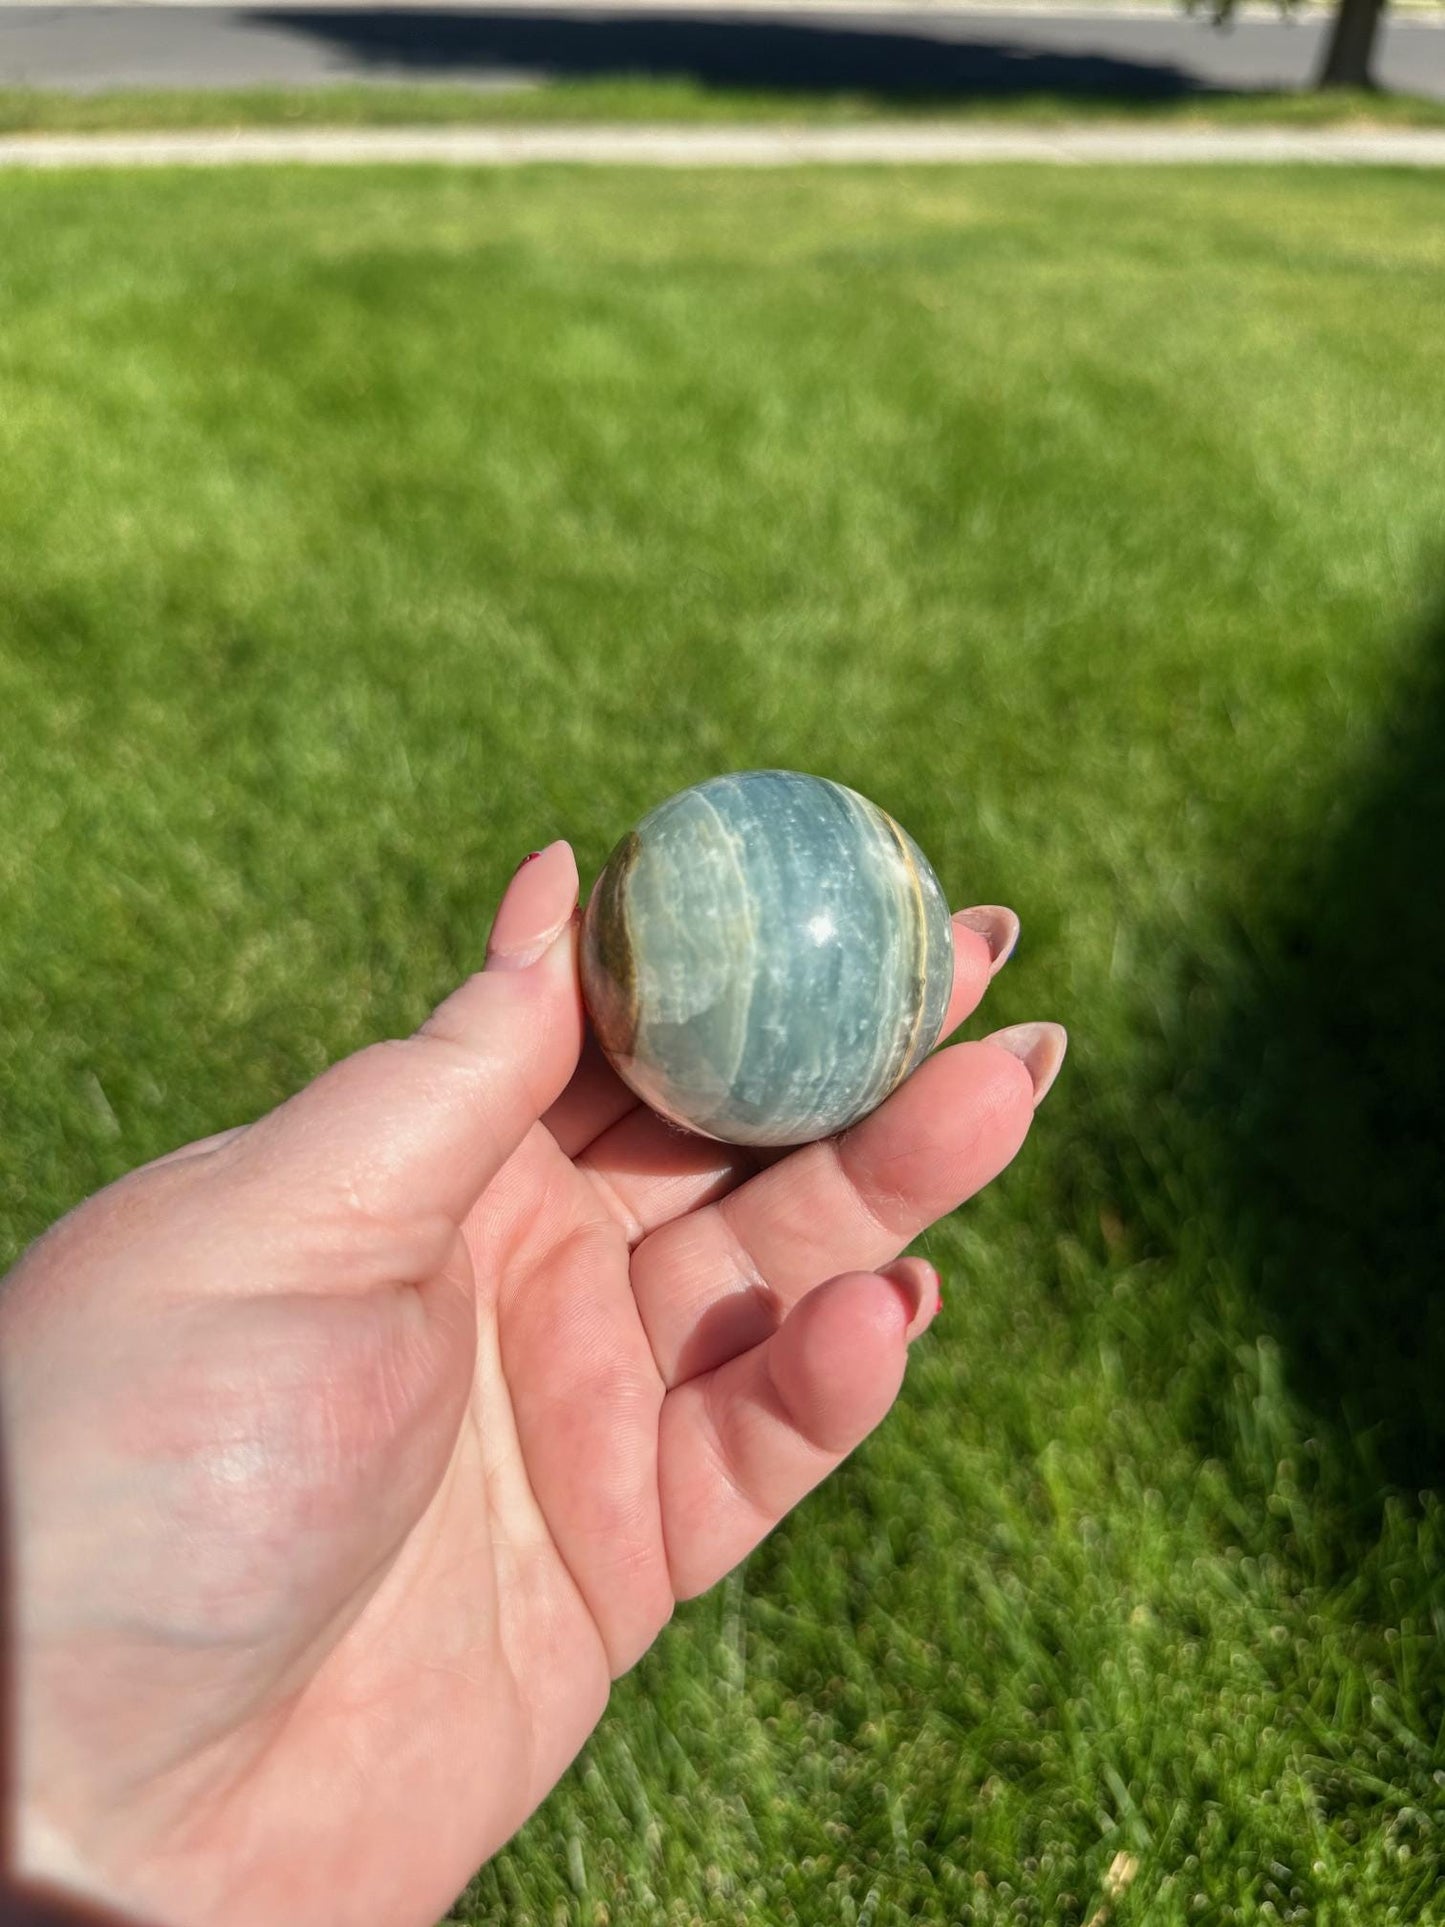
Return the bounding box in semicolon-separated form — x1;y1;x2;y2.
580;770;954;1147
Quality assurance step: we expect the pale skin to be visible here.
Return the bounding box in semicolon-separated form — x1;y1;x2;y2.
3;841;1066;1927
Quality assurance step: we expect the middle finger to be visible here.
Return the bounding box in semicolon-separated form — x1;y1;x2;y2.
572;907;1013;1242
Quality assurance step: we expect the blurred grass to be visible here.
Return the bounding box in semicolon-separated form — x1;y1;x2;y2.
3;80;1445;131
1;166;1443;1924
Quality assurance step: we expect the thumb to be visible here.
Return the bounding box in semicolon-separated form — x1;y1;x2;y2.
239;841;586;1228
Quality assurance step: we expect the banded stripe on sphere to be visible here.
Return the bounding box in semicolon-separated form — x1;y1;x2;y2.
580;772;954;1148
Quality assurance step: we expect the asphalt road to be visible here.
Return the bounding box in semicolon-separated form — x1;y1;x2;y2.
1;5;1442;101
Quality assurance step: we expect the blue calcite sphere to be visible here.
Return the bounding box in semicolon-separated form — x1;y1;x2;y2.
580;771;955;1147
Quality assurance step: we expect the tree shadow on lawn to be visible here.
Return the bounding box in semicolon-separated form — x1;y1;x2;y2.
250;7;1211;103
1178;598;1445;1513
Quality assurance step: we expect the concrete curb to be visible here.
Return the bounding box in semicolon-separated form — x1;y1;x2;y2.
2;124;1444;163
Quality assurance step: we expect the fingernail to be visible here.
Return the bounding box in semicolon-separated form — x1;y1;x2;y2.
984;1021;1068;1108
955;905;1020;976
486;840;579;971
881;1257;939;1336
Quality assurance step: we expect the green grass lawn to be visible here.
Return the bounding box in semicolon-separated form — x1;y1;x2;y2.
2;166;1443;1924
3;79;1445;132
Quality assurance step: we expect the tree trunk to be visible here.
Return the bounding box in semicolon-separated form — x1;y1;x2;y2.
1316;0;1386;89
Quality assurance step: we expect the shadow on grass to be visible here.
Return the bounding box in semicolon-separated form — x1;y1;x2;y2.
1190;599;1445;1504
249;8;1209;102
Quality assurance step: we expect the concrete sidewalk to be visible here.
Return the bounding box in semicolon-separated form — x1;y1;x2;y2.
2;124;1444;163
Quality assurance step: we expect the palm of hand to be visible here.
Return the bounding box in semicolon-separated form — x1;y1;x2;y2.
6;850;1047;1927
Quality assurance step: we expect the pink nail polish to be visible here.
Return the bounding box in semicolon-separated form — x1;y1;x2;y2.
880;1257;934;1324
984;1021;1068;1108
487;840;579;971
956;905;1021;977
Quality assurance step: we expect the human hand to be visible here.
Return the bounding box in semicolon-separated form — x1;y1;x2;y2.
4;841;1064;1927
